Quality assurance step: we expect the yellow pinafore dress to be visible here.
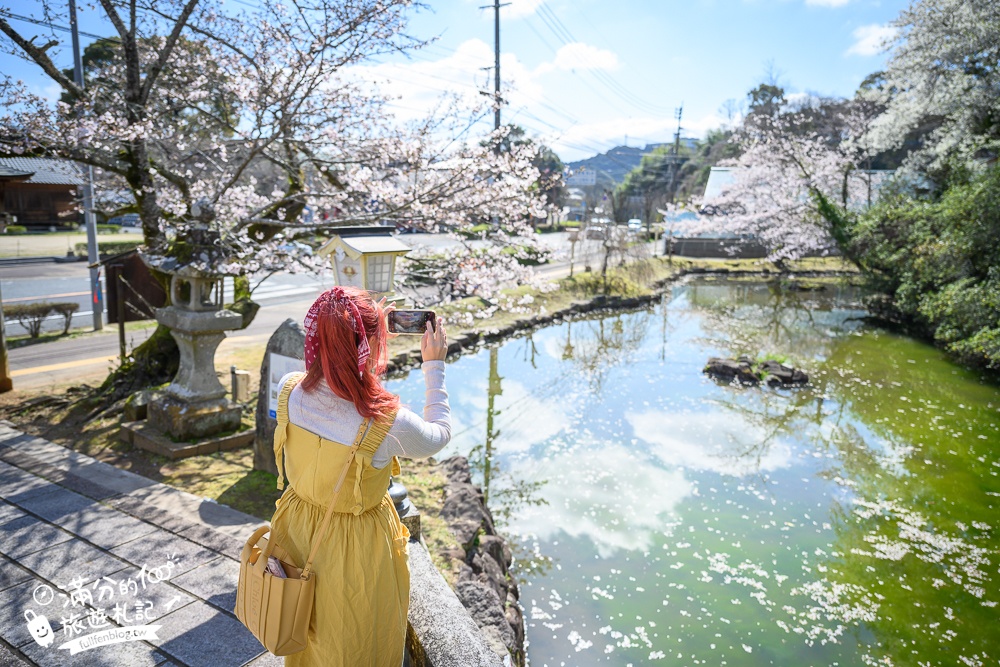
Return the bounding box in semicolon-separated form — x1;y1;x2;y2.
269;374;410;667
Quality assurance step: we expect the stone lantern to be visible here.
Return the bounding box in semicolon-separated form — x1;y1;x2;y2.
144;226;244;440
316;227;411;297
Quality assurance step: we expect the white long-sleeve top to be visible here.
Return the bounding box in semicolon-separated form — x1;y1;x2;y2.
279;361;451;470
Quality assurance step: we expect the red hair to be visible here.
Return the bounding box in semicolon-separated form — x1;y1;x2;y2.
301;287;400;422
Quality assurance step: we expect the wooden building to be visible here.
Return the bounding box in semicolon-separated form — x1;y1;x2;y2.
0;158;83;229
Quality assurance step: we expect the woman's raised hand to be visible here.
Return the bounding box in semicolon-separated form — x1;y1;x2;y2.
421;317;448;362
378;296;399;339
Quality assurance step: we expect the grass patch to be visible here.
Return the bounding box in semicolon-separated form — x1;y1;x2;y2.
395;457;462;580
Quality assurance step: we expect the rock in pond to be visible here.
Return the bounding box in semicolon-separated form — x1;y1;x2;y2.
704;356;809;387
703;356;760;385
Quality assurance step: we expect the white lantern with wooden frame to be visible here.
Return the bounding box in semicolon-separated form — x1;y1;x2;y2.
316;234;411;296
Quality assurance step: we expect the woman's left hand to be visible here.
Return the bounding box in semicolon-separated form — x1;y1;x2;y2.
378;297;399;339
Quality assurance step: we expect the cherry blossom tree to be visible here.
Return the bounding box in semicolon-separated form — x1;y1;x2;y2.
0;0;548;396
694;90;880;264
862;0;1000;174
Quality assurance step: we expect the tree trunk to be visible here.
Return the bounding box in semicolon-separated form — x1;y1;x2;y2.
93;275;260;406
97;323;179;403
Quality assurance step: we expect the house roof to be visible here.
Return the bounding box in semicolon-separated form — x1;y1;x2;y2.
703;167;736;200
0;164;34;180
317;234;412;259
0;158;84;185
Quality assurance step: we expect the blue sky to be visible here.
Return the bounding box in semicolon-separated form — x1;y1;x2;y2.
3;0;908;161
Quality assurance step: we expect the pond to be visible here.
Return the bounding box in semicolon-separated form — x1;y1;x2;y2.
388;278;1000;667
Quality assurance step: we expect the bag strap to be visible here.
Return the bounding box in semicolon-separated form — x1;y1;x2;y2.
274;371;307;491
300;416;371;581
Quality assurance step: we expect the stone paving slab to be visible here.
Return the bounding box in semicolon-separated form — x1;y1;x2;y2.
18;632;174;667
0;578;65;648
0;640;33;666
168;556;240;616
0;500;27;525
150;600;266;667
0;462;60;504
0;516;75;560
16;539;130;592
106;565;197;618
0;424;271;666
0;555;34;592
110;529;219;578
47;504;161;551
13;487;98;522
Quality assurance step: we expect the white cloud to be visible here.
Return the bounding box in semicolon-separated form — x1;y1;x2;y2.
347;39;496;124
805;0;850;6
845;24;898;57
534;42;619;76
447;376;571;454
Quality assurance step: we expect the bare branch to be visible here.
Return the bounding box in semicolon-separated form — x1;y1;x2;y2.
0;17;82;97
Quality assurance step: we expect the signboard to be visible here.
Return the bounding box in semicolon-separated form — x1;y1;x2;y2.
566;170;597;187
267;352;306;418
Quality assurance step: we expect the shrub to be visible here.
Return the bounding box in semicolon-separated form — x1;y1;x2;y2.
50;302;80;335
850;164;1000;368
5;302;52;338
96;224;120;233
75;240;141;257
4;301;81;338
4;225;27;235
457;223;491;238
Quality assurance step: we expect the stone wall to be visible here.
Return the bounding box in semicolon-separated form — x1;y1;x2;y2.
435;456;525;666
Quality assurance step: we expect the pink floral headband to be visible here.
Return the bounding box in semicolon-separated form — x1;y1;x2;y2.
303;287;371;376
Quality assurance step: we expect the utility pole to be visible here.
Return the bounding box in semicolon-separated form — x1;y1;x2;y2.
480;1;509;139
69;0;103;330
494;0;501;133
0;281;11;393
668;104;683;203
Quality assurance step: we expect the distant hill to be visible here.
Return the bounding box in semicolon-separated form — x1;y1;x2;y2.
566;144;670;187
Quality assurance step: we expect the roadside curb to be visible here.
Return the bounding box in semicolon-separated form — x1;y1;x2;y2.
0;257;59;267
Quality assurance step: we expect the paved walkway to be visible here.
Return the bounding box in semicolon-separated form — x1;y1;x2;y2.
0;420;282;667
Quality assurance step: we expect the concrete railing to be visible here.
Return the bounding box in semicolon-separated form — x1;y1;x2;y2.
406;538;508;667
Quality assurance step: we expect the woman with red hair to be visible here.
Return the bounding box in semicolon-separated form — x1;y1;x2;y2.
269;285;449;666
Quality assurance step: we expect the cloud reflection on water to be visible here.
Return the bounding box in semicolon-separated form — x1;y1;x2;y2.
509;441;694;558
627;409;795;477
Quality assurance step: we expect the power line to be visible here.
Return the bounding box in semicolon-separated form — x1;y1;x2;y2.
533;2;676;117
0;9;103;40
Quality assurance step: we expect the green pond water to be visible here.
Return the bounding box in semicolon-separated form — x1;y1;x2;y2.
387;278;1000;667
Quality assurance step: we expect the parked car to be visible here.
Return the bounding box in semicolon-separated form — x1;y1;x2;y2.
108;213;140;227
627;218;643;232
277;241;313;256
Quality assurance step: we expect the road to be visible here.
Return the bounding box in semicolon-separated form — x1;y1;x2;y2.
3;230;644;391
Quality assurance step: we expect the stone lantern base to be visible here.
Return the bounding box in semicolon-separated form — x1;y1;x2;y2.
148;395;243;441
146;304;244;441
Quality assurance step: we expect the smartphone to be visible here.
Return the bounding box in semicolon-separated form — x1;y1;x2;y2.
388;309;436;335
